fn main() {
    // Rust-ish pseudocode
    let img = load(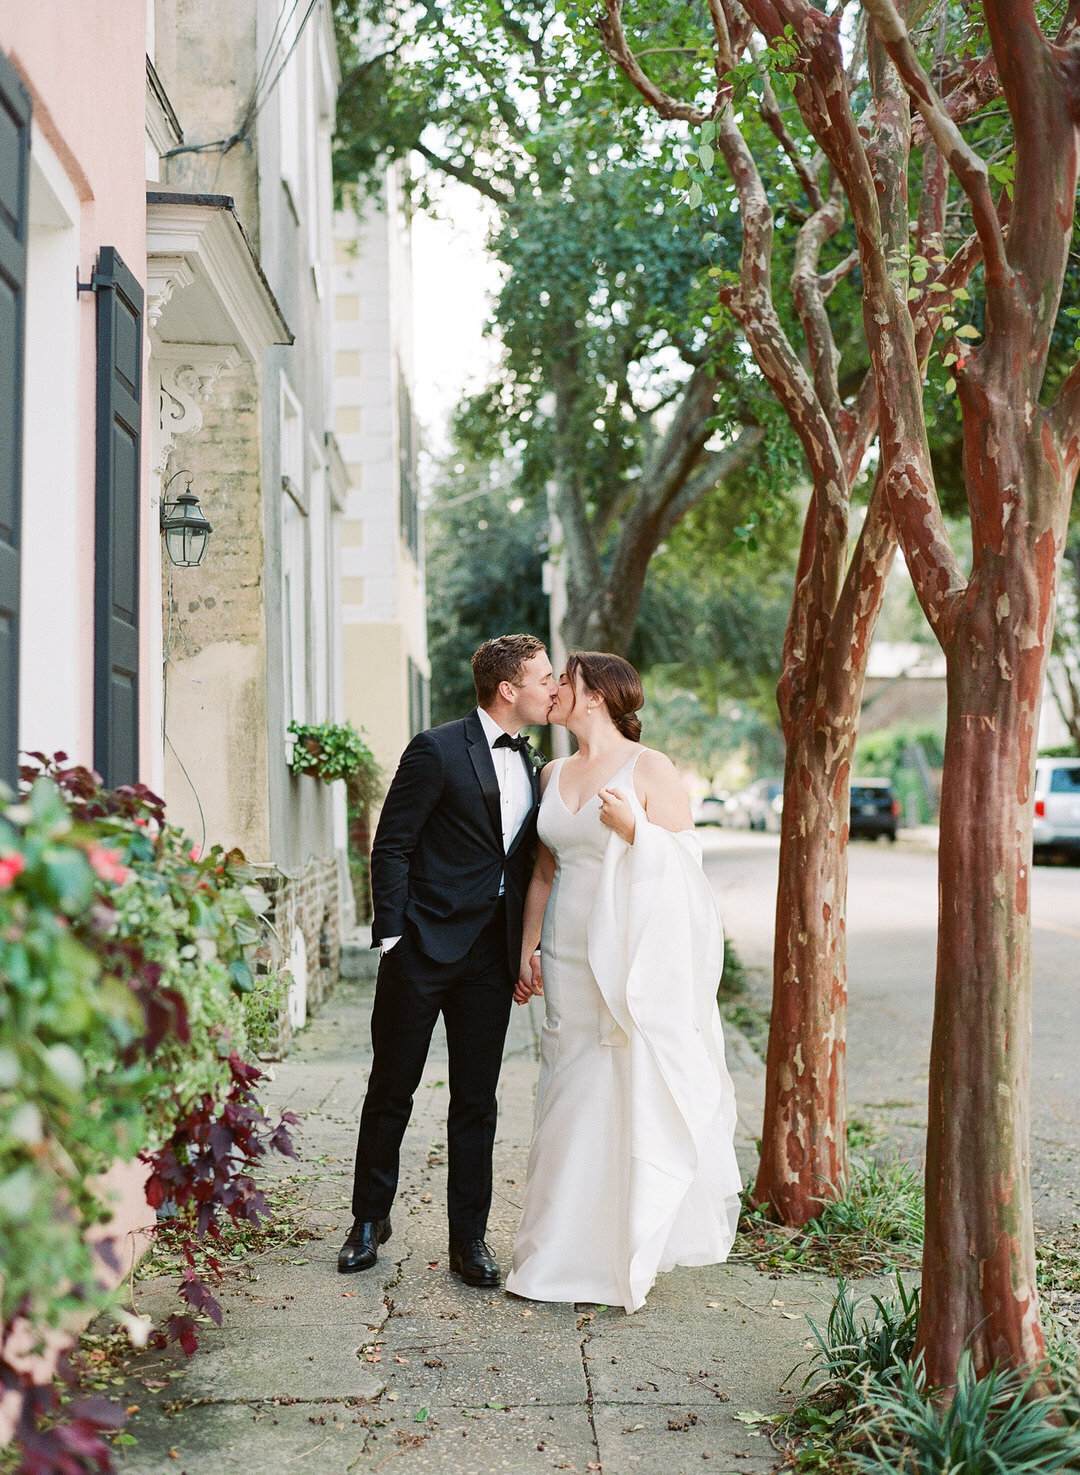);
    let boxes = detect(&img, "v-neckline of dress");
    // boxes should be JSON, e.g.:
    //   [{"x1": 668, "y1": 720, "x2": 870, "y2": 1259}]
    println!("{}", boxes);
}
[{"x1": 554, "y1": 750, "x2": 640, "y2": 817}]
